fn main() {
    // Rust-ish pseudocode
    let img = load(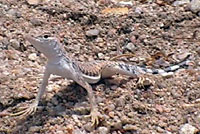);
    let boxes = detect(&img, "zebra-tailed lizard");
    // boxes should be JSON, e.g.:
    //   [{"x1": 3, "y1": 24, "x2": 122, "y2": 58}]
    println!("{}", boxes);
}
[{"x1": 11, "y1": 35, "x2": 191, "y2": 126}]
